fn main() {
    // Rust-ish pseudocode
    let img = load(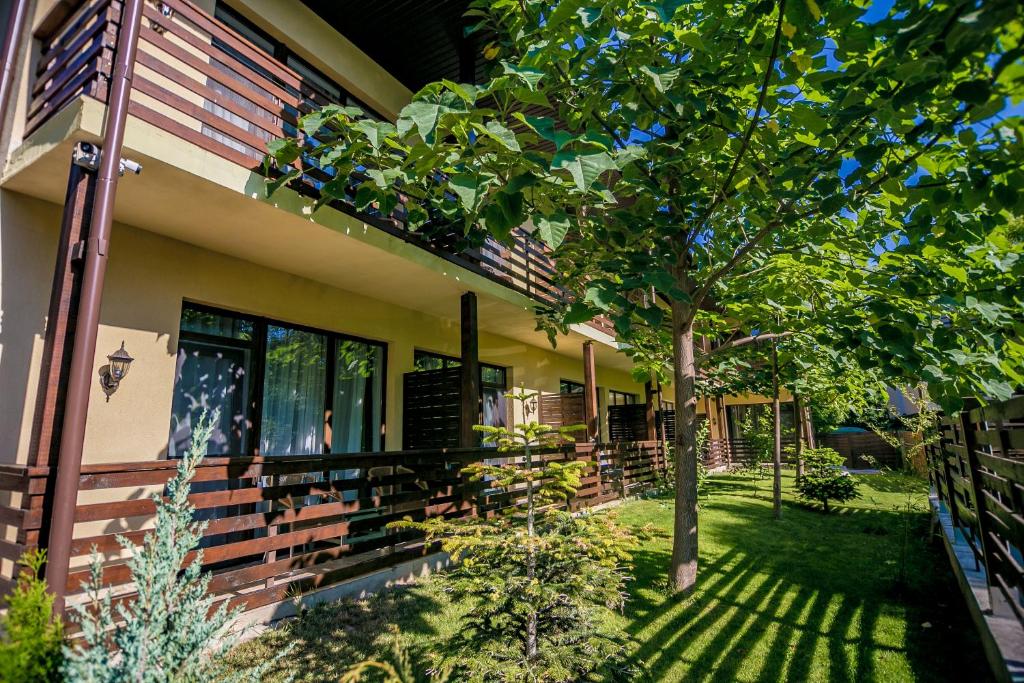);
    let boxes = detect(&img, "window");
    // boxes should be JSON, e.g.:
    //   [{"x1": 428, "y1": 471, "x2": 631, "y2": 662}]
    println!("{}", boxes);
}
[
  {"x1": 609, "y1": 390, "x2": 638, "y2": 406},
  {"x1": 169, "y1": 303, "x2": 386, "y2": 457},
  {"x1": 560, "y1": 379, "x2": 584, "y2": 395},
  {"x1": 413, "y1": 350, "x2": 507, "y2": 429}
]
